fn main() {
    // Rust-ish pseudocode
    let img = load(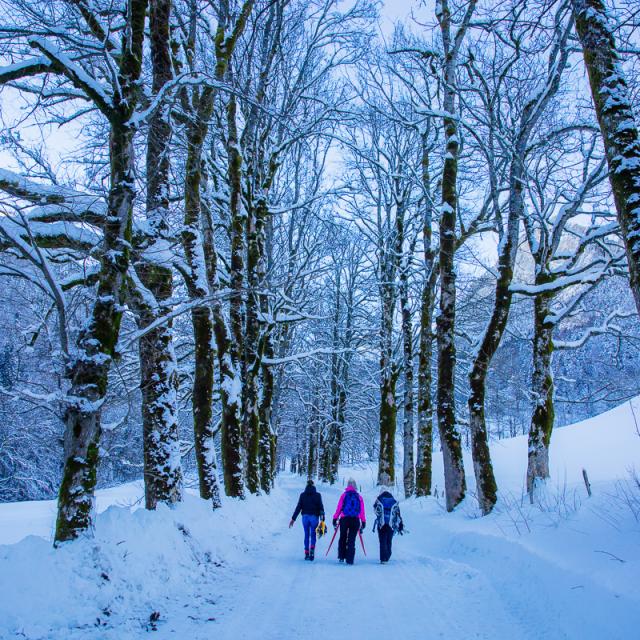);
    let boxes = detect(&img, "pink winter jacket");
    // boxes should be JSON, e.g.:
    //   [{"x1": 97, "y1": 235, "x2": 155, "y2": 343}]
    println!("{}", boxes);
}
[{"x1": 333, "y1": 485, "x2": 366, "y2": 523}]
